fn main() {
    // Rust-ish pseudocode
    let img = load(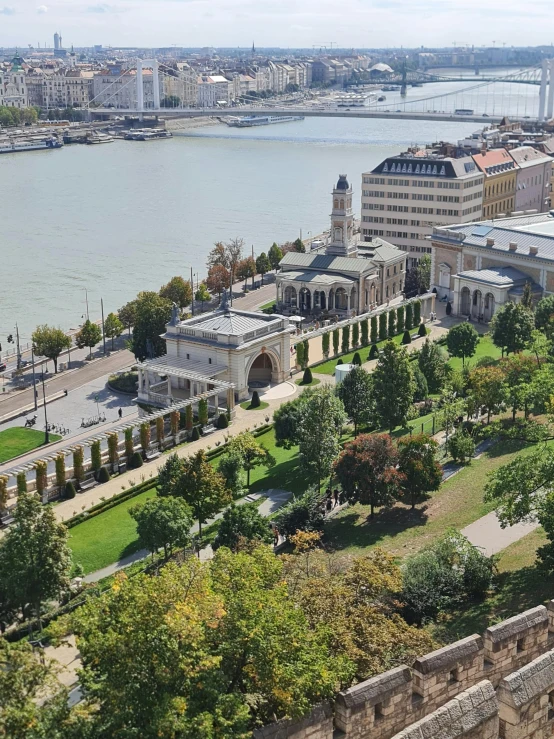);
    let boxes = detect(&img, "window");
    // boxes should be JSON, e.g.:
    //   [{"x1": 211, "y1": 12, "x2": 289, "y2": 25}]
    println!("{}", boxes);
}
[
  {"x1": 517, "y1": 638, "x2": 525, "y2": 653},
  {"x1": 449, "y1": 669, "x2": 459, "y2": 683},
  {"x1": 548, "y1": 691, "x2": 554, "y2": 721},
  {"x1": 186, "y1": 353, "x2": 190, "y2": 360},
  {"x1": 374, "y1": 703, "x2": 384, "y2": 721},
  {"x1": 386, "y1": 268, "x2": 390, "y2": 277},
  {"x1": 208, "y1": 358, "x2": 212, "y2": 364}
]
